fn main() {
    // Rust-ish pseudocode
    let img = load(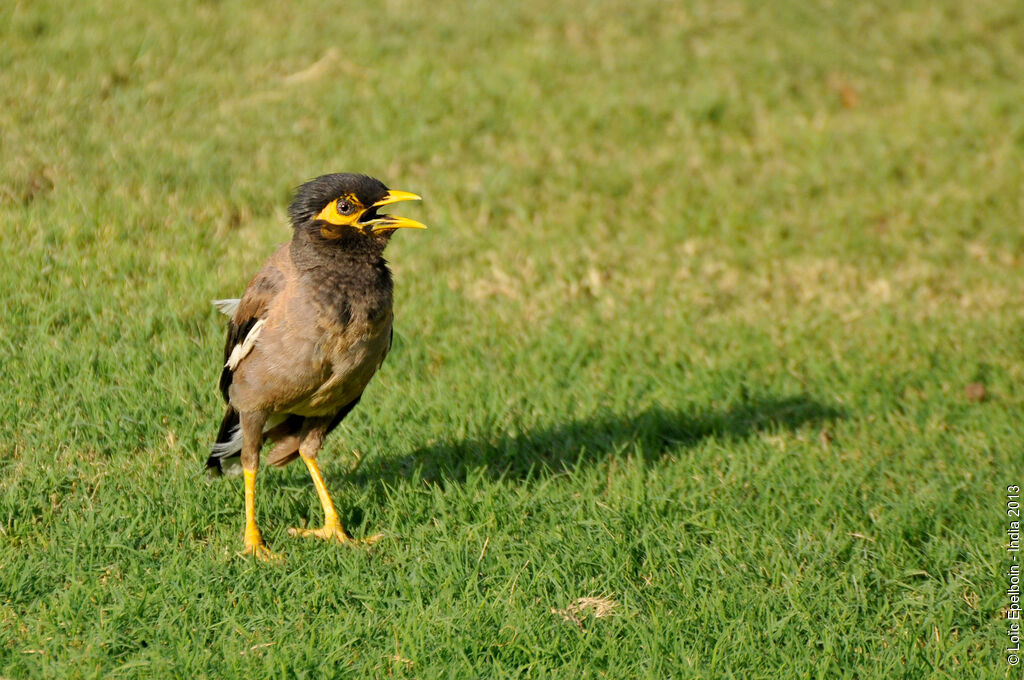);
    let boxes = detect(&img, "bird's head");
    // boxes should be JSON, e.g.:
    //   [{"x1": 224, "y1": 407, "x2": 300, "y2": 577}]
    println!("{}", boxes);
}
[{"x1": 288, "y1": 173, "x2": 426, "y2": 243}]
